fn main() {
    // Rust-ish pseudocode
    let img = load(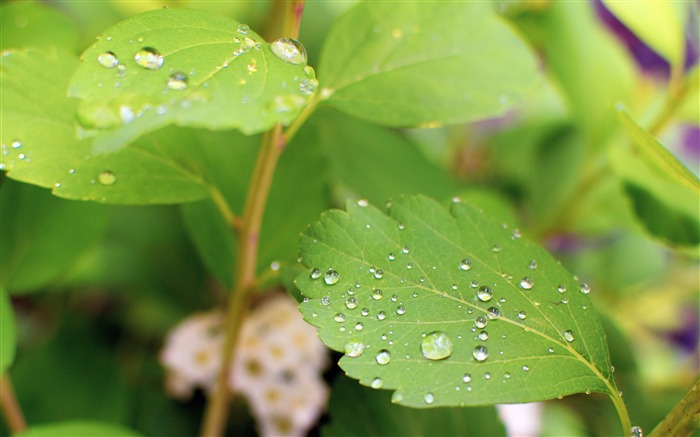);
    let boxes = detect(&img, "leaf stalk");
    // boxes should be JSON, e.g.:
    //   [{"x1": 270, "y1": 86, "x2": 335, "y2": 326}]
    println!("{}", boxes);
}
[{"x1": 0, "y1": 373, "x2": 27, "y2": 435}]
